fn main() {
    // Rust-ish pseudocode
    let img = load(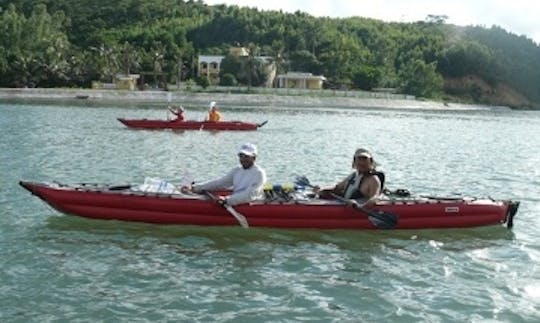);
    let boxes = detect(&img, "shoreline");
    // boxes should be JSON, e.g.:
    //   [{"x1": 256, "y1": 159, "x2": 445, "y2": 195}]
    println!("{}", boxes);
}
[{"x1": 0, "y1": 87, "x2": 510, "y2": 111}]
